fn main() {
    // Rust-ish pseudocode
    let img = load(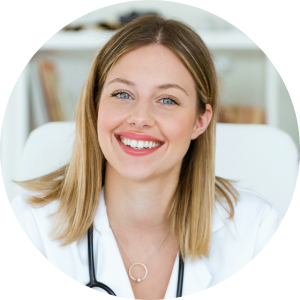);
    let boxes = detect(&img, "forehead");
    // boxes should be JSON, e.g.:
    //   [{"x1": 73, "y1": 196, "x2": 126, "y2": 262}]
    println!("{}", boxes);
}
[{"x1": 105, "y1": 44, "x2": 196, "y2": 93}]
